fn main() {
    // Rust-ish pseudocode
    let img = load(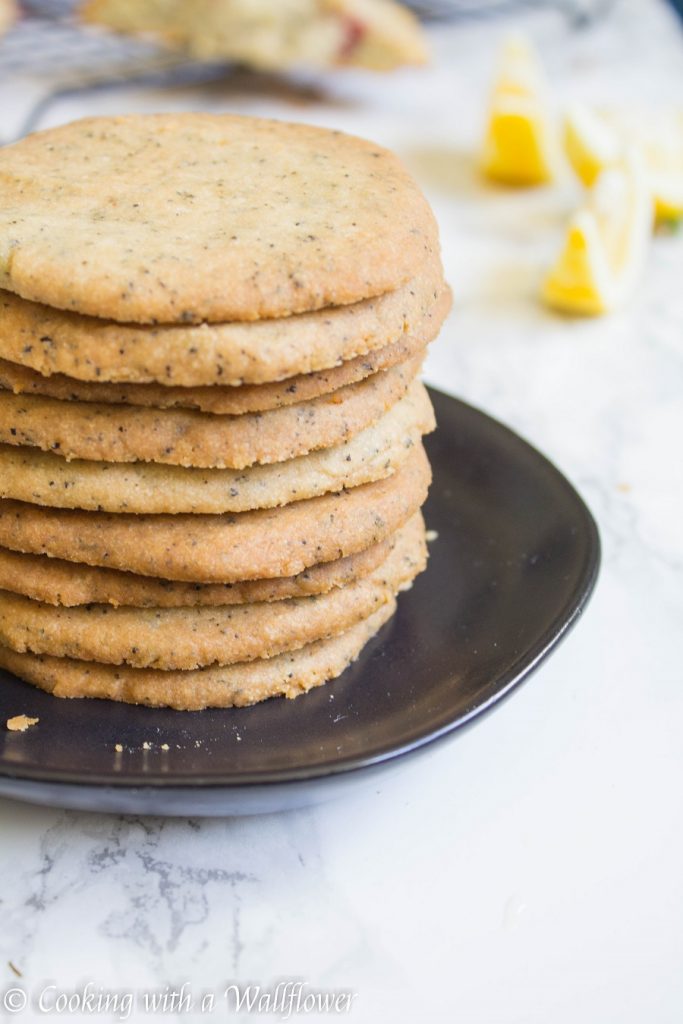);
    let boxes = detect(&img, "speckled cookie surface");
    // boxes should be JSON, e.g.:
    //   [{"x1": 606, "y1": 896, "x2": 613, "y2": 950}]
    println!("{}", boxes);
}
[
  {"x1": 0, "y1": 383, "x2": 434, "y2": 513},
  {"x1": 0, "y1": 513, "x2": 423, "y2": 609},
  {"x1": 0, "y1": 443, "x2": 430, "y2": 581},
  {"x1": 0, "y1": 272, "x2": 447, "y2": 387},
  {"x1": 0, "y1": 519, "x2": 425, "y2": 670},
  {"x1": 0, "y1": 601, "x2": 395, "y2": 709},
  {"x1": 0, "y1": 114, "x2": 439, "y2": 323},
  {"x1": 0, "y1": 354, "x2": 422, "y2": 469},
  {"x1": 0, "y1": 284, "x2": 450, "y2": 412}
]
